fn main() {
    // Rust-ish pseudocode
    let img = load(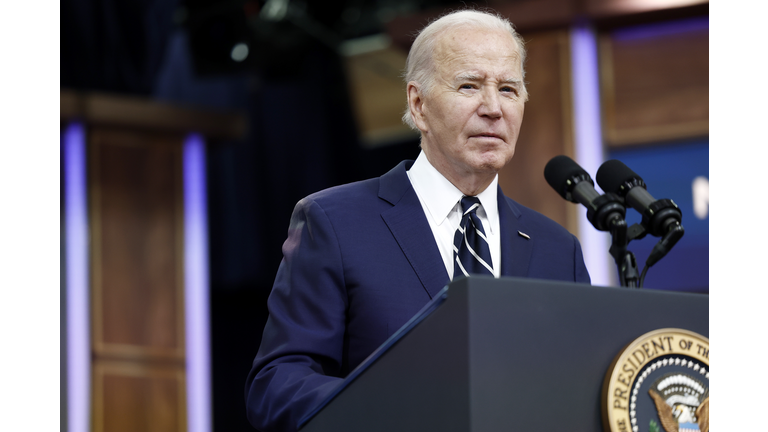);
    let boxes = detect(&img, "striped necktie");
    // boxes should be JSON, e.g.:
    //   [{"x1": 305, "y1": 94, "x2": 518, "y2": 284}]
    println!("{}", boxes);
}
[{"x1": 453, "y1": 196, "x2": 494, "y2": 278}]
